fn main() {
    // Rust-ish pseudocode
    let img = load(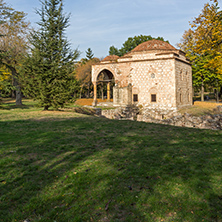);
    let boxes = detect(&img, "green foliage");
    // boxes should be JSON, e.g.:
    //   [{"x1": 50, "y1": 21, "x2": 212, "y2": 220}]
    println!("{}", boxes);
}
[
  {"x1": 0, "y1": 0, "x2": 13, "y2": 25},
  {"x1": 109, "y1": 34, "x2": 169, "y2": 57},
  {"x1": 109, "y1": 45, "x2": 120, "y2": 56},
  {"x1": 0, "y1": 0, "x2": 12, "y2": 102},
  {"x1": 85, "y1": 48, "x2": 94, "y2": 60},
  {"x1": 178, "y1": 0, "x2": 222, "y2": 98},
  {"x1": 192, "y1": 54, "x2": 213, "y2": 88},
  {"x1": 0, "y1": 0, "x2": 29, "y2": 105},
  {"x1": 0, "y1": 0, "x2": 13, "y2": 63},
  {"x1": 21, "y1": 0, "x2": 80, "y2": 110},
  {"x1": 0, "y1": 72, "x2": 14, "y2": 98}
]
